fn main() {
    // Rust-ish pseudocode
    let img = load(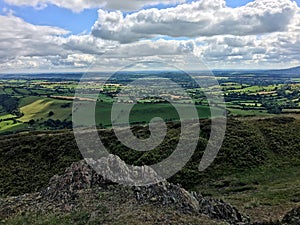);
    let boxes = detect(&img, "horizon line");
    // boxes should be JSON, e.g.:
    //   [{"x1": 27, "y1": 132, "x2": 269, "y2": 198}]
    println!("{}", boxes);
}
[{"x1": 0, "y1": 65, "x2": 299, "y2": 75}]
